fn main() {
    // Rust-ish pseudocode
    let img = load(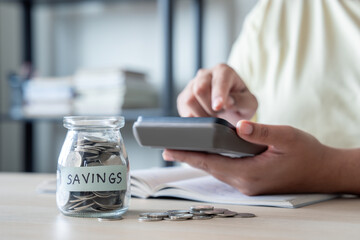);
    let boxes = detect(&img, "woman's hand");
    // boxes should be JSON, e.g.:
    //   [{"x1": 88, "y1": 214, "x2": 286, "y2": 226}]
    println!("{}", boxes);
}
[
  {"x1": 177, "y1": 64, "x2": 258, "y2": 126},
  {"x1": 162, "y1": 120, "x2": 356, "y2": 195}
]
